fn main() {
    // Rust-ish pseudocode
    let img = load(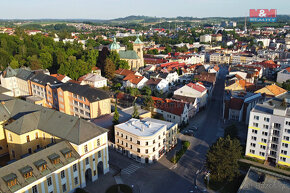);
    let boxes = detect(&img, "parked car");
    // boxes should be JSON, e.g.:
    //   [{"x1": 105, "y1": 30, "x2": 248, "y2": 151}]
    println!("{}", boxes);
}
[
  {"x1": 184, "y1": 130, "x2": 194, "y2": 136},
  {"x1": 189, "y1": 126, "x2": 198, "y2": 131}
]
